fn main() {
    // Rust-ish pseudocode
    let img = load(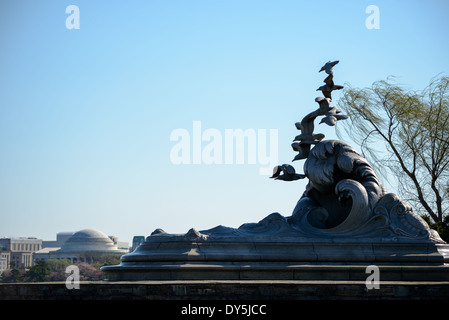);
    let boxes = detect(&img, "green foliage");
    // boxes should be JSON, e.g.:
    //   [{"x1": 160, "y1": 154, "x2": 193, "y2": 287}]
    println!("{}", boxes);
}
[
  {"x1": 24, "y1": 260, "x2": 51, "y2": 282},
  {"x1": 337, "y1": 75, "x2": 449, "y2": 226},
  {"x1": 0, "y1": 255, "x2": 121, "y2": 283},
  {"x1": 46, "y1": 258, "x2": 73, "y2": 271},
  {"x1": 1, "y1": 261, "x2": 51, "y2": 283},
  {"x1": 91, "y1": 254, "x2": 121, "y2": 270},
  {"x1": 422, "y1": 215, "x2": 449, "y2": 243},
  {"x1": 0, "y1": 268, "x2": 24, "y2": 283}
]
